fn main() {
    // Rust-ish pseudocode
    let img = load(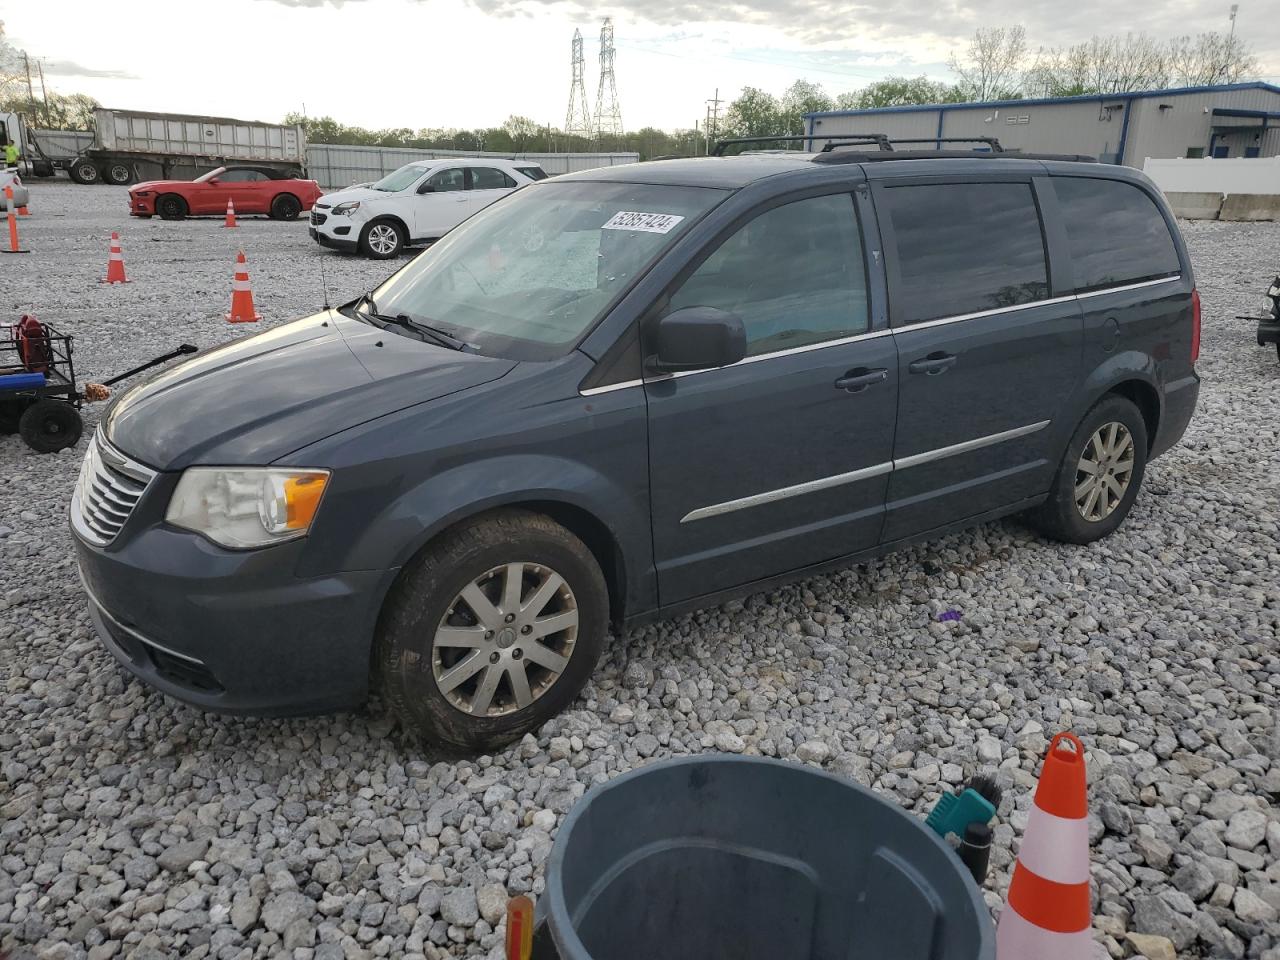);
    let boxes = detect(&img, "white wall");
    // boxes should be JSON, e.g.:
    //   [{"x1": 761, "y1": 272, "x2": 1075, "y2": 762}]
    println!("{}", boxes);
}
[{"x1": 1143, "y1": 156, "x2": 1280, "y2": 195}]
